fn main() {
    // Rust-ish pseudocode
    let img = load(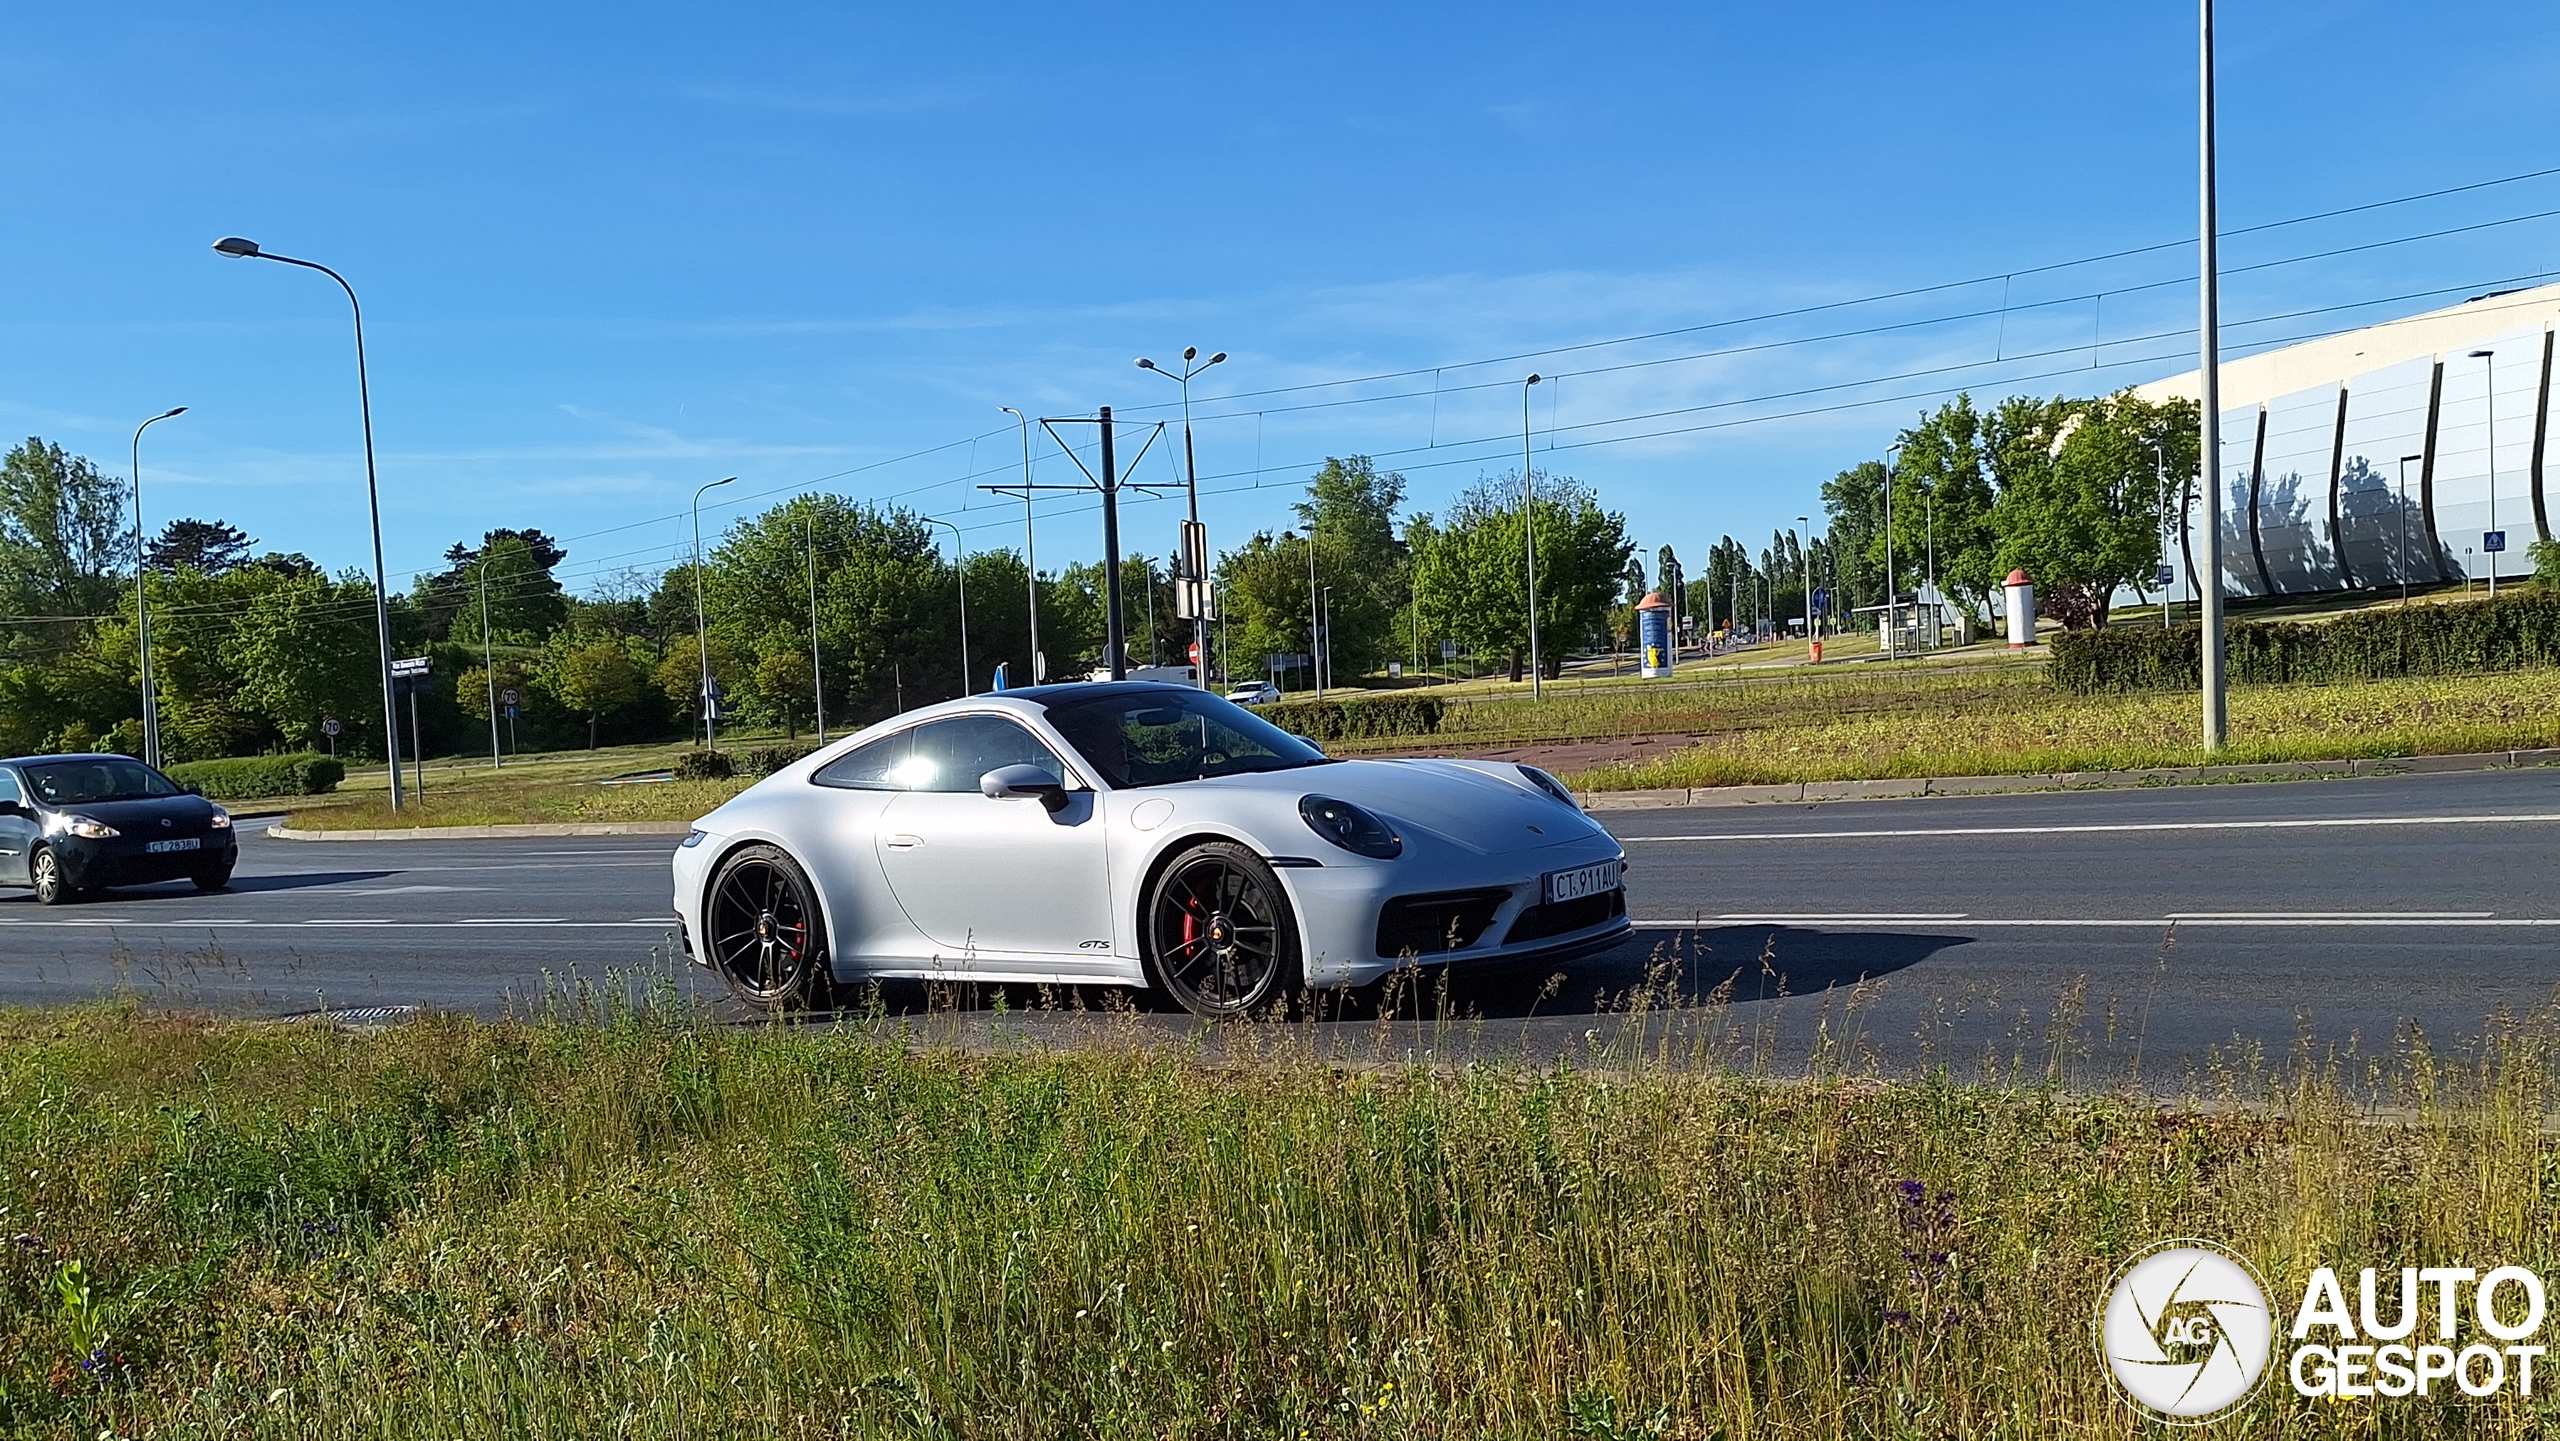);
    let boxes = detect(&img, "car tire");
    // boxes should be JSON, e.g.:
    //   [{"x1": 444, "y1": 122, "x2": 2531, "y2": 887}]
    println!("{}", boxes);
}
[
  {"x1": 702, "y1": 843, "x2": 833, "y2": 1011},
  {"x1": 1143, "y1": 841, "x2": 1302, "y2": 1018},
  {"x1": 192, "y1": 864, "x2": 235, "y2": 892},
  {"x1": 30, "y1": 847, "x2": 77, "y2": 906}
]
